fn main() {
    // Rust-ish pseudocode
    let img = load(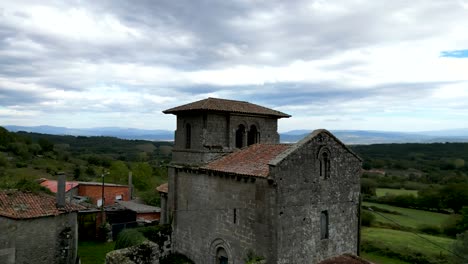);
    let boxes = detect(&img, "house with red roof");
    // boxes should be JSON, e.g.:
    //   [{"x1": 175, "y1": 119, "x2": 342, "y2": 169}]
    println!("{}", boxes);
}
[
  {"x1": 158, "y1": 98, "x2": 362, "y2": 264},
  {"x1": 0, "y1": 189, "x2": 83, "y2": 264},
  {"x1": 39, "y1": 178, "x2": 130, "y2": 206}
]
